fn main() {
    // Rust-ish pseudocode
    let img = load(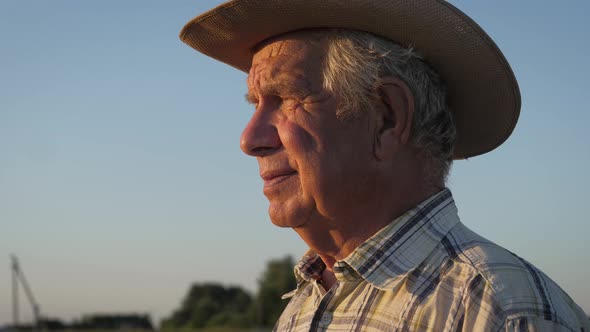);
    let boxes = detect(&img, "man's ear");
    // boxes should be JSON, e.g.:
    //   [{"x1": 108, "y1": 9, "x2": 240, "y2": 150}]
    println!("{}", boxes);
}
[{"x1": 373, "y1": 76, "x2": 415, "y2": 161}]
